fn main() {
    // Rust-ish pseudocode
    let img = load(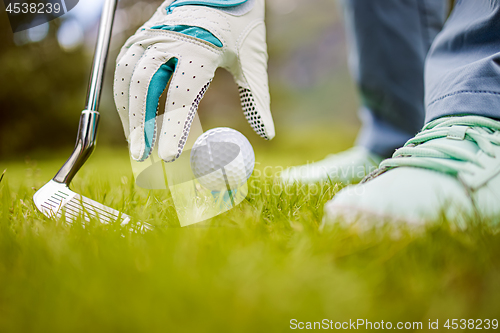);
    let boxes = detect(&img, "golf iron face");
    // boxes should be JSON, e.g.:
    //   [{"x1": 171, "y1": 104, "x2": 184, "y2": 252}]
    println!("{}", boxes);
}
[{"x1": 34, "y1": 180, "x2": 131, "y2": 225}]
